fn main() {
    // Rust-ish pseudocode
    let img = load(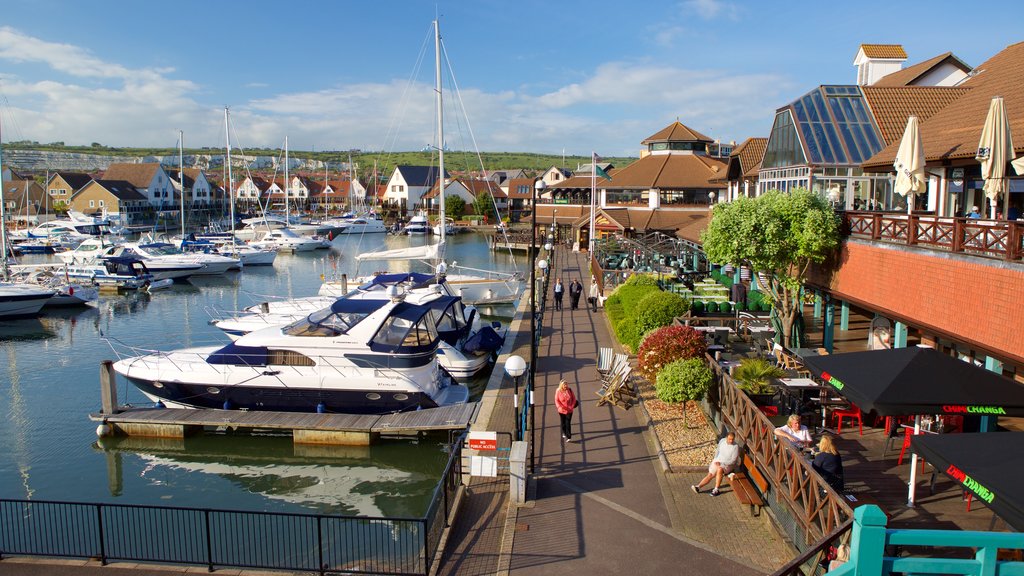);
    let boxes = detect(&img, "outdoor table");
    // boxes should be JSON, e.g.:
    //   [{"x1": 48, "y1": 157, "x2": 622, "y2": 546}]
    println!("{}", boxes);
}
[
  {"x1": 777, "y1": 377, "x2": 820, "y2": 417},
  {"x1": 792, "y1": 347, "x2": 822, "y2": 359}
]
